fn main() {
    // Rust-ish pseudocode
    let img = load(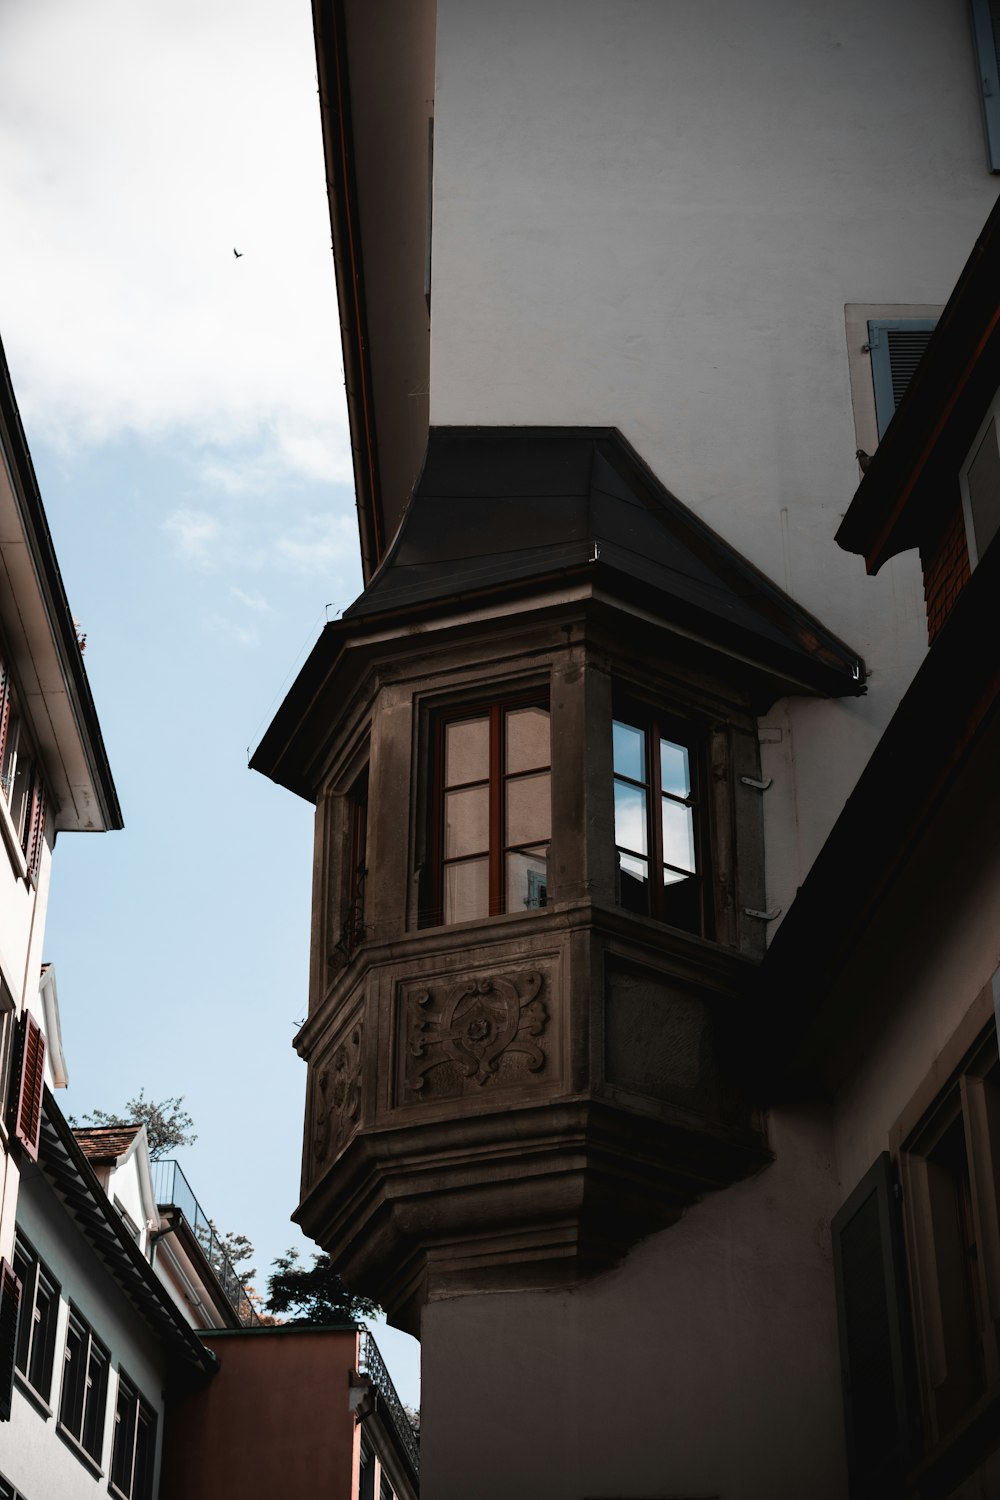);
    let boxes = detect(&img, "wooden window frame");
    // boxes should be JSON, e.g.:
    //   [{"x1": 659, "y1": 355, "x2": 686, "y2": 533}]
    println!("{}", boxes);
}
[
  {"x1": 58, "y1": 1306, "x2": 109, "y2": 1468},
  {"x1": 429, "y1": 694, "x2": 550, "y2": 927},
  {"x1": 612, "y1": 704, "x2": 707, "y2": 936},
  {"x1": 0, "y1": 1260, "x2": 20, "y2": 1425},
  {"x1": 959, "y1": 383, "x2": 1000, "y2": 567},
  {"x1": 109, "y1": 1370, "x2": 156, "y2": 1500},
  {"x1": 896, "y1": 1022, "x2": 1000, "y2": 1457},
  {"x1": 341, "y1": 769, "x2": 369, "y2": 958},
  {"x1": 971, "y1": 0, "x2": 1000, "y2": 173},
  {"x1": 12, "y1": 1235, "x2": 59, "y2": 1407}
]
